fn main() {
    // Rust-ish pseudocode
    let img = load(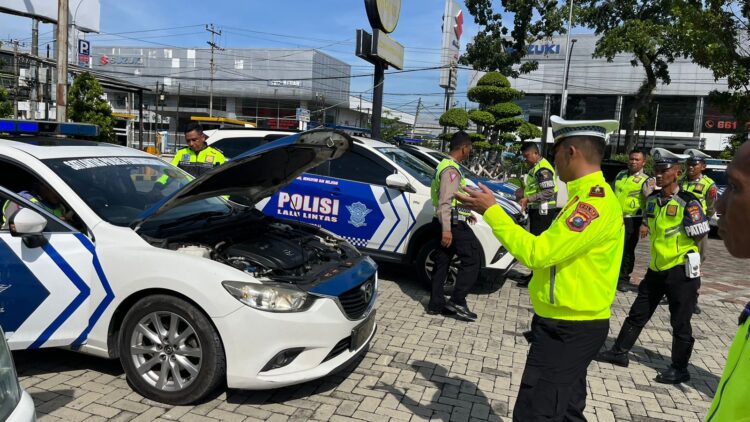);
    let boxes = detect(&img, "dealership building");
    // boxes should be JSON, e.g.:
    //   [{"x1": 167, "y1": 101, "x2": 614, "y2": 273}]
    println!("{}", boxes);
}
[{"x1": 470, "y1": 34, "x2": 744, "y2": 152}]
